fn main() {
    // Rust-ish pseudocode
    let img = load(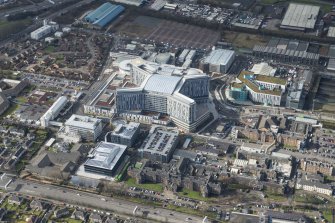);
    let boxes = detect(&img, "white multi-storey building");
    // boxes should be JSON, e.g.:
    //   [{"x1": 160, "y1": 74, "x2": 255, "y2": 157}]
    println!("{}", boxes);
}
[
  {"x1": 235, "y1": 71, "x2": 287, "y2": 106},
  {"x1": 40, "y1": 96, "x2": 68, "y2": 127},
  {"x1": 64, "y1": 114, "x2": 103, "y2": 141},
  {"x1": 30, "y1": 20, "x2": 59, "y2": 40},
  {"x1": 116, "y1": 58, "x2": 211, "y2": 132}
]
